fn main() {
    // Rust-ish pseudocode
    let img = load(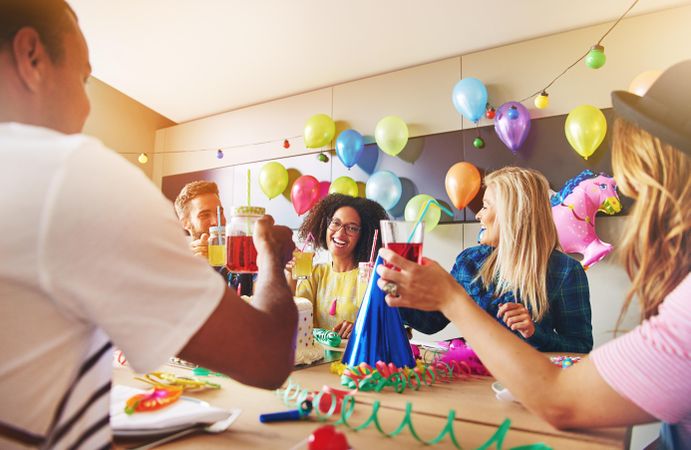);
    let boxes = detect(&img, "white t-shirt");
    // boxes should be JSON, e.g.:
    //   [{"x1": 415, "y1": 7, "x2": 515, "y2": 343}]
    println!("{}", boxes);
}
[{"x1": 0, "y1": 123, "x2": 225, "y2": 449}]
